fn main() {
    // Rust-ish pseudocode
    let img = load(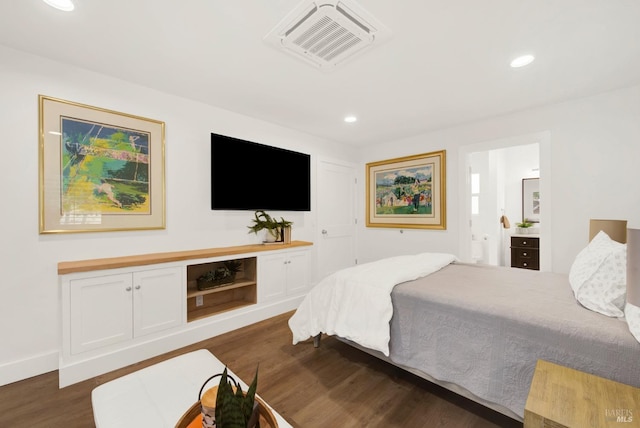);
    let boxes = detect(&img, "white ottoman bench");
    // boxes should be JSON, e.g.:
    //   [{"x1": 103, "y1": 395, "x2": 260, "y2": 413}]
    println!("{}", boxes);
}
[{"x1": 91, "y1": 349, "x2": 290, "y2": 427}]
